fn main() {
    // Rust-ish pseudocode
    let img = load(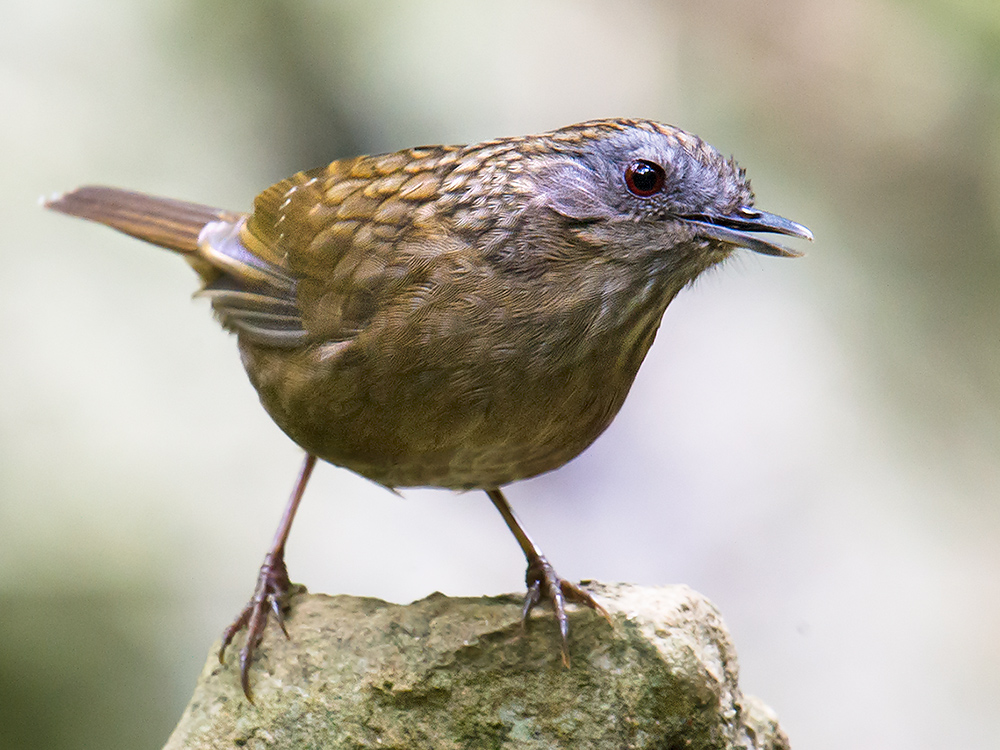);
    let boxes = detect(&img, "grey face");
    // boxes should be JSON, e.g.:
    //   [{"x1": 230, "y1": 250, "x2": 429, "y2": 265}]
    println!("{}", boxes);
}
[{"x1": 535, "y1": 120, "x2": 812, "y2": 259}]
